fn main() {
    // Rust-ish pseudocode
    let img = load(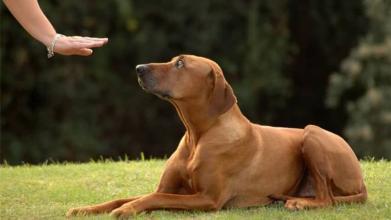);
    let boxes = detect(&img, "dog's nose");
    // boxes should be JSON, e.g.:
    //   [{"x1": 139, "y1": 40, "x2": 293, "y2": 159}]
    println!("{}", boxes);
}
[{"x1": 135, "y1": 64, "x2": 149, "y2": 76}]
